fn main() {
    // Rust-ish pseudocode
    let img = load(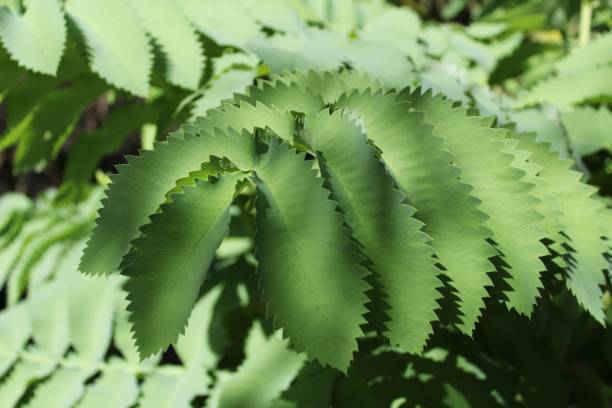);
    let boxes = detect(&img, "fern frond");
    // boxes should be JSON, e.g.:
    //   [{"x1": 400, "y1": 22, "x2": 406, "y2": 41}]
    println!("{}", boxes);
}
[
  {"x1": 139, "y1": 366, "x2": 209, "y2": 408},
  {"x1": 75, "y1": 360, "x2": 138, "y2": 408},
  {"x1": 0, "y1": 191, "x2": 251, "y2": 405}
]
